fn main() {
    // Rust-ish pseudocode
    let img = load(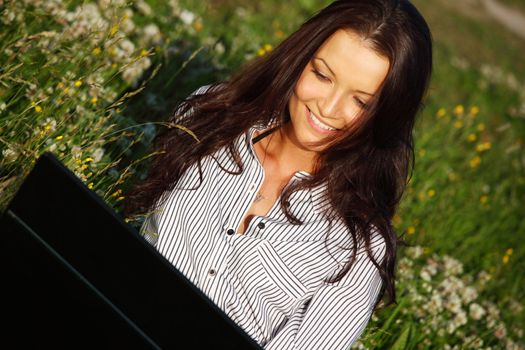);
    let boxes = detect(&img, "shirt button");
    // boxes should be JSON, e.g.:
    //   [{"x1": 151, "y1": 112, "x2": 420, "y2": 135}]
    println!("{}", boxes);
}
[
  {"x1": 208, "y1": 268, "x2": 216, "y2": 276},
  {"x1": 226, "y1": 228, "x2": 235, "y2": 235},
  {"x1": 257, "y1": 222, "x2": 266, "y2": 229}
]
